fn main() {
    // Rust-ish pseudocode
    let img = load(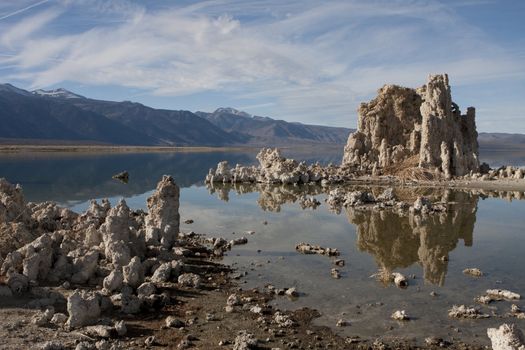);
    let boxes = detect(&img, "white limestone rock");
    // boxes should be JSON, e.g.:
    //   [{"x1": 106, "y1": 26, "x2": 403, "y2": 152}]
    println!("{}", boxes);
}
[
  {"x1": 99, "y1": 199, "x2": 132, "y2": 247},
  {"x1": 122, "y1": 256, "x2": 144, "y2": 288},
  {"x1": 0, "y1": 178, "x2": 30, "y2": 224},
  {"x1": 70, "y1": 249, "x2": 99, "y2": 284},
  {"x1": 178, "y1": 273, "x2": 201, "y2": 288},
  {"x1": 487, "y1": 289, "x2": 521, "y2": 300},
  {"x1": 151, "y1": 262, "x2": 172, "y2": 283},
  {"x1": 145, "y1": 175, "x2": 180, "y2": 248},
  {"x1": 102, "y1": 268, "x2": 123, "y2": 293},
  {"x1": 233, "y1": 331, "x2": 258, "y2": 350},
  {"x1": 448, "y1": 305, "x2": 489, "y2": 319},
  {"x1": 342, "y1": 74, "x2": 479, "y2": 178},
  {"x1": 391, "y1": 310, "x2": 409, "y2": 321},
  {"x1": 487, "y1": 324, "x2": 525, "y2": 350},
  {"x1": 136, "y1": 282, "x2": 156, "y2": 297},
  {"x1": 66, "y1": 290, "x2": 101, "y2": 329}
]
